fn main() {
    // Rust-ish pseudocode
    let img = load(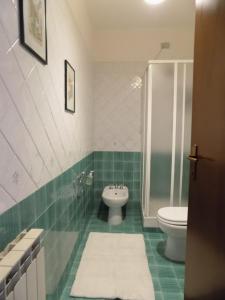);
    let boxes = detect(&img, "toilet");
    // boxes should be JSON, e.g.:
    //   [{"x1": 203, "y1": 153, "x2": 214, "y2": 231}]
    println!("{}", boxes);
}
[
  {"x1": 102, "y1": 185, "x2": 129, "y2": 225},
  {"x1": 157, "y1": 207, "x2": 188, "y2": 262}
]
